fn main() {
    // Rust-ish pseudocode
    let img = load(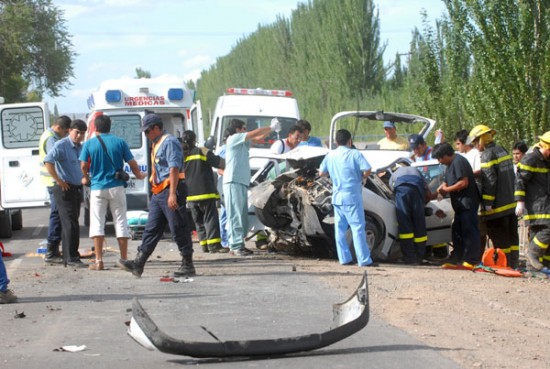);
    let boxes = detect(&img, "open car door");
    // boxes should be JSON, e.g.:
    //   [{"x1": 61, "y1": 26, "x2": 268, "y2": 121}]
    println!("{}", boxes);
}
[
  {"x1": 0, "y1": 102, "x2": 49, "y2": 208},
  {"x1": 189, "y1": 100, "x2": 204, "y2": 145}
]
